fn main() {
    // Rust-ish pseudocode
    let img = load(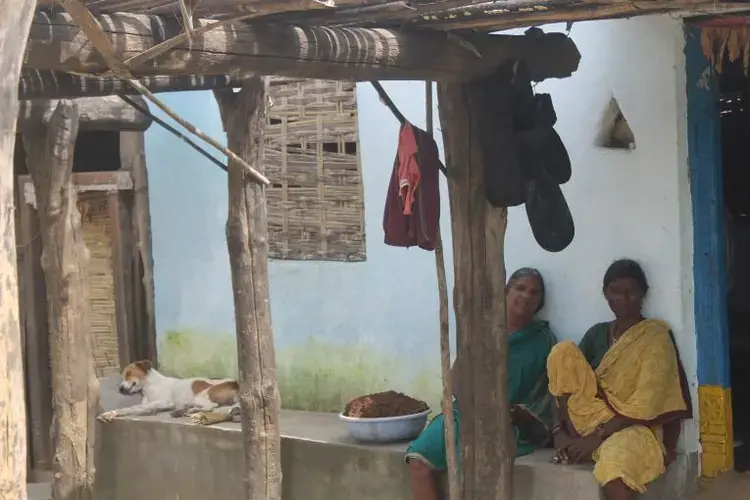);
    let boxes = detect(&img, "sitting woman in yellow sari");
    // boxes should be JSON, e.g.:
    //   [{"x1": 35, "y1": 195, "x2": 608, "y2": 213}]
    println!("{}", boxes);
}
[{"x1": 547, "y1": 259, "x2": 692, "y2": 500}]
